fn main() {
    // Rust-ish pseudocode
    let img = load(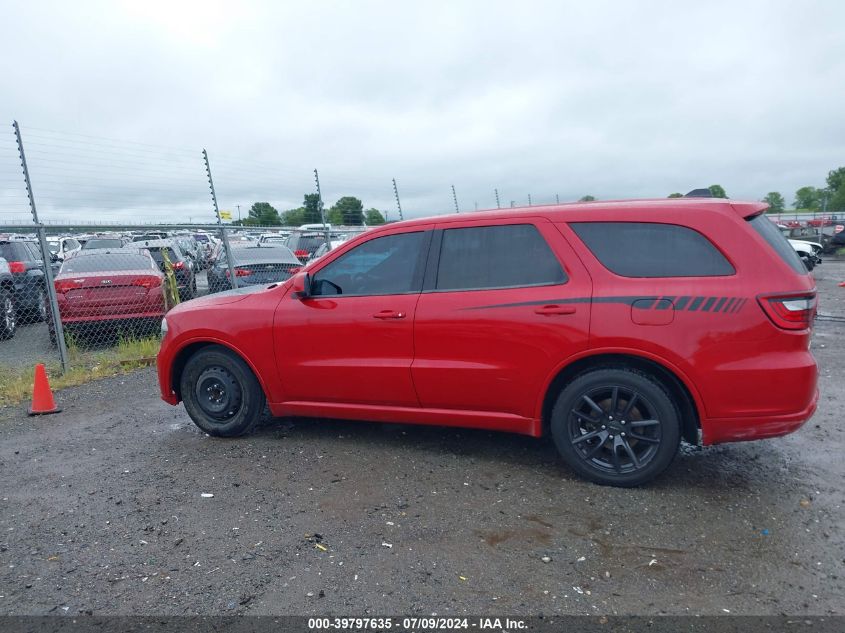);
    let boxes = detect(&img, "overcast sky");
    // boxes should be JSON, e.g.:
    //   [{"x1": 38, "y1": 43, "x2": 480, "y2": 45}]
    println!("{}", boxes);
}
[{"x1": 1, "y1": 0, "x2": 843, "y2": 223}]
